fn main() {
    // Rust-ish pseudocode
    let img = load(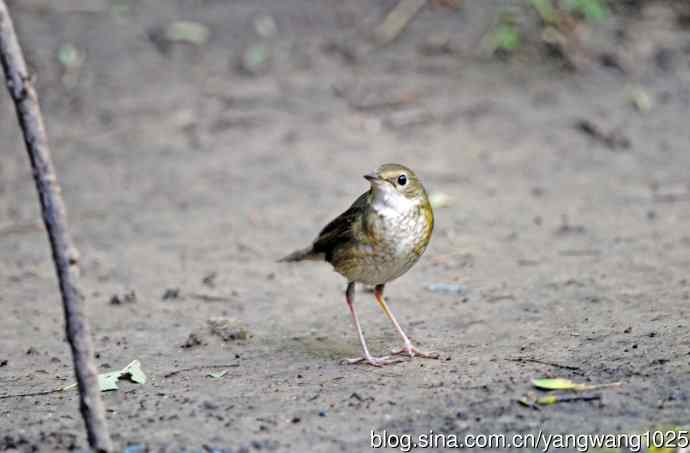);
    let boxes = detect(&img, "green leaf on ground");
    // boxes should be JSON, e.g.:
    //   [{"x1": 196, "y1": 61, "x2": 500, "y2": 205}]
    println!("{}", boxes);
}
[
  {"x1": 164, "y1": 21, "x2": 210, "y2": 46},
  {"x1": 532, "y1": 377, "x2": 580, "y2": 390},
  {"x1": 57, "y1": 44, "x2": 82, "y2": 68},
  {"x1": 532, "y1": 377, "x2": 621, "y2": 391},
  {"x1": 122, "y1": 360, "x2": 147, "y2": 384},
  {"x1": 563, "y1": 0, "x2": 608, "y2": 22},
  {"x1": 519, "y1": 391, "x2": 603, "y2": 407},
  {"x1": 535, "y1": 394, "x2": 560, "y2": 405},
  {"x1": 63, "y1": 360, "x2": 147, "y2": 392},
  {"x1": 98, "y1": 360, "x2": 147, "y2": 391},
  {"x1": 97, "y1": 370, "x2": 122, "y2": 391},
  {"x1": 494, "y1": 23, "x2": 520, "y2": 52},
  {"x1": 207, "y1": 369, "x2": 230, "y2": 379}
]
